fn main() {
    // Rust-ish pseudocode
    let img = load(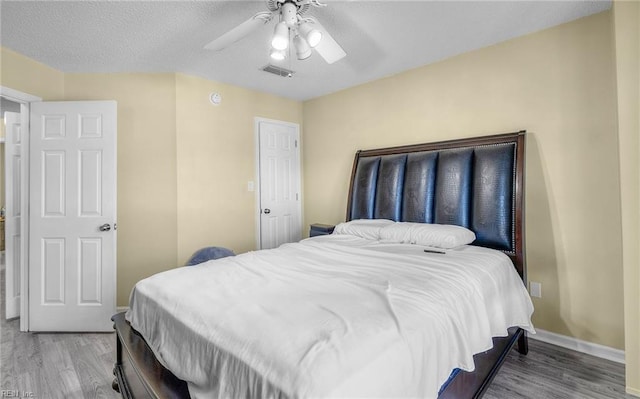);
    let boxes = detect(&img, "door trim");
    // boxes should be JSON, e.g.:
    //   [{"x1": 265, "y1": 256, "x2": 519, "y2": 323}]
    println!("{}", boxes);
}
[
  {"x1": 253, "y1": 117, "x2": 302, "y2": 250},
  {"x1": 0, "y1": 86, "x2": 41, "y2": 104},
  {"x1": 1, "y1": 86, "x2": 42, "y2": 332},
  {"x1": 4, "y1": 111, "x2": 21, "y2": 320}
]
